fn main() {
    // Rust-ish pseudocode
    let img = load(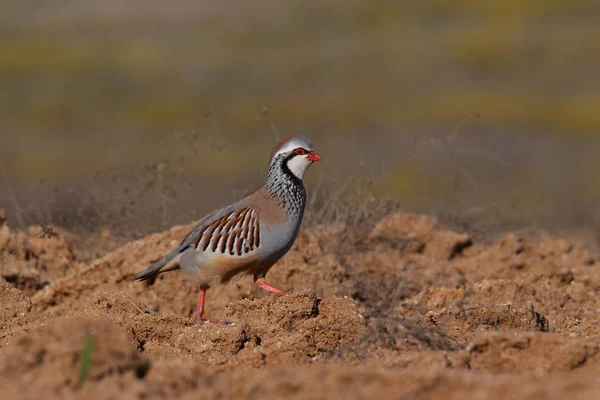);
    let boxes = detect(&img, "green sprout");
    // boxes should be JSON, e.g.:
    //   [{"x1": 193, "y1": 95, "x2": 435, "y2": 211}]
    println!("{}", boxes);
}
[{"x1": 76, "y1": 332, "x2": 95, "y2": 390}]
